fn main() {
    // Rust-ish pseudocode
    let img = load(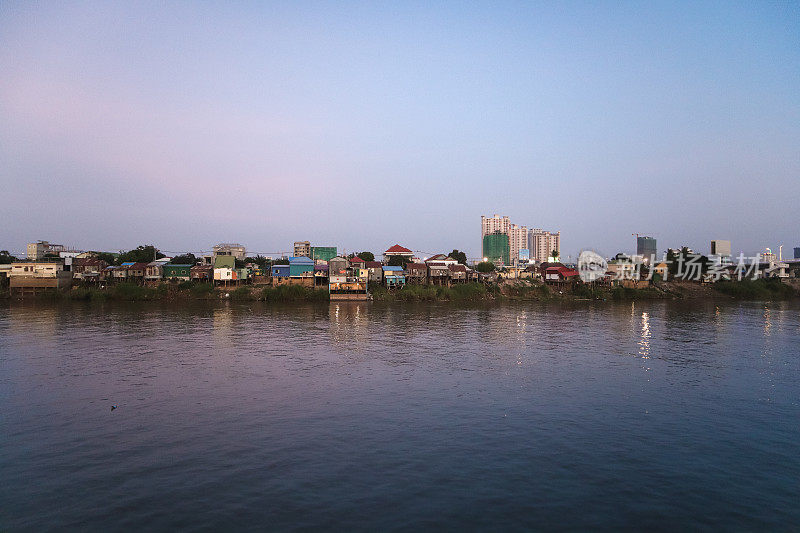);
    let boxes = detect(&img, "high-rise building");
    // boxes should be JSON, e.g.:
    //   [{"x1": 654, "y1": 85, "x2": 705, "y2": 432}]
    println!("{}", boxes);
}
[
  {"x1": 482, "y1": 215, "x2": 560, "y2": 264},
  {"x1": 710, "y1": 240, "x2": 731, "y2": 257},
  {"x1": 508, "y1": 224, "x2": 529, "y2": 264},
  {"x1": 637, "y1": 236, "x2": 657, "y2": 260},
  {"x1": 482, "y1": 233, "x2": 510, "y2": 265},
  {"x1": 481, "y1": 215, "x2": 510, "y2": 239},
  {"x1": 528, "y1": 229, "x2": 560, "y2": 263},
  {"x1": 293, "y1": 241, "x2": 311, "y2": 258},
  {"x1": 794, "y1": 247, "x2": 800, "y2": 260}
]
